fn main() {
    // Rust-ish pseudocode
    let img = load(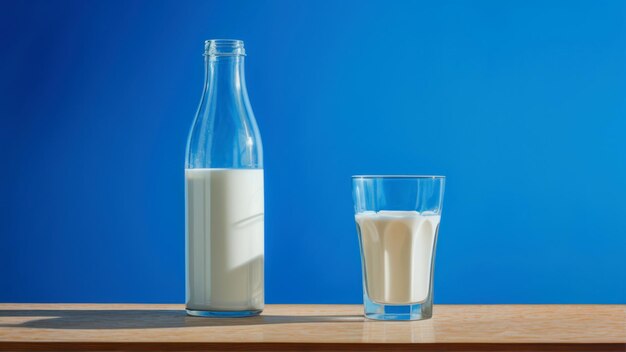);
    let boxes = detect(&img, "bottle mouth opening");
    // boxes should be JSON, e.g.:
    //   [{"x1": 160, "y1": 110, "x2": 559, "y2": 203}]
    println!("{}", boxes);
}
[{"x1": 204, "y1": 39, "x2": 246, "y2": 56}]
